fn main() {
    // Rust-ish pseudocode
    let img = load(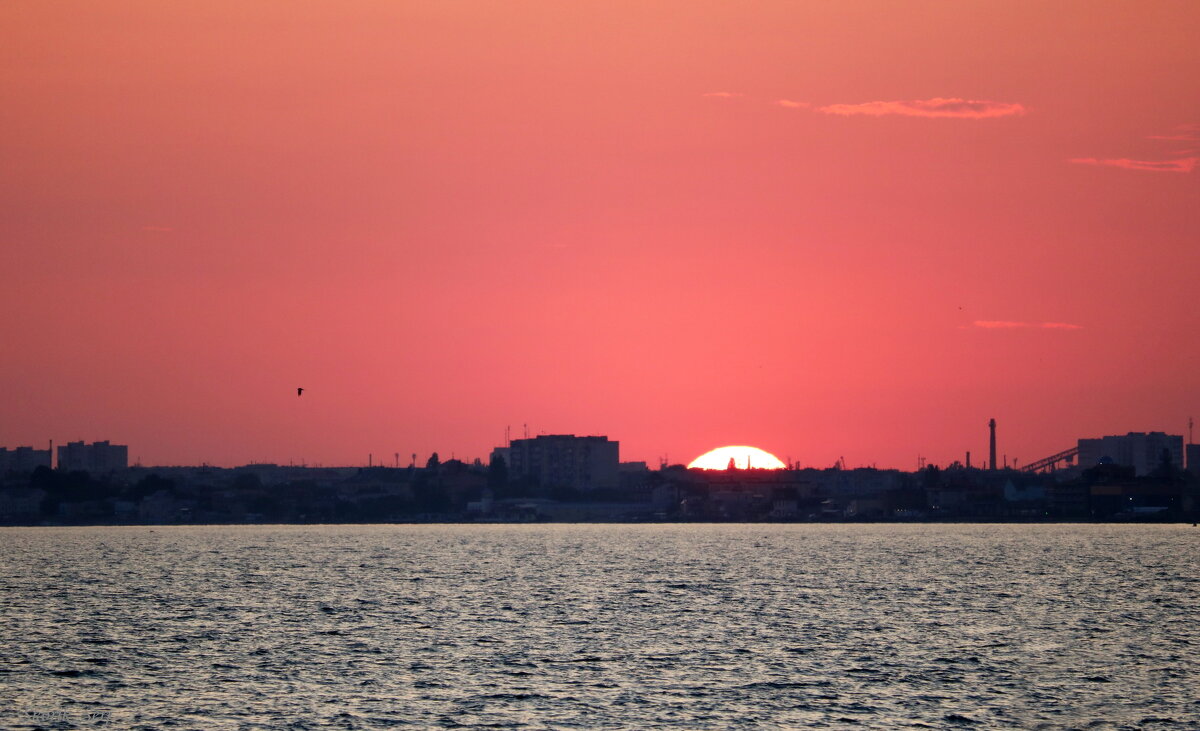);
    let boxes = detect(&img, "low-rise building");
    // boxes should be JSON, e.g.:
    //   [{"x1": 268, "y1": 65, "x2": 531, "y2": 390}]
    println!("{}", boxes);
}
[{"x1": 0, "y1": 488, "x2": 46, "y2": 521}]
